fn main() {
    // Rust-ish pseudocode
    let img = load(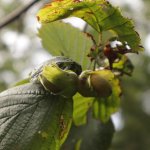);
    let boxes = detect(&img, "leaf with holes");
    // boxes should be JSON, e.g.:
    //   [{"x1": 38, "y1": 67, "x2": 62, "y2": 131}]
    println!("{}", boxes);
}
[
  {"x1": 38, "y1": 21, "x2": 93, "y2": 69},
  {"x1": 0, "y1": 83, "x2": 72, "y2": 150},
  {"x1": 37, "y1": 0, "x2": 143, "y2": 52}
]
